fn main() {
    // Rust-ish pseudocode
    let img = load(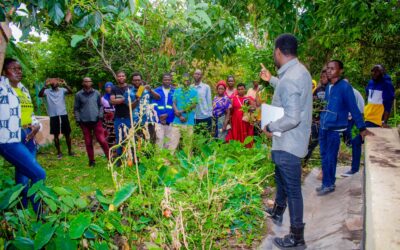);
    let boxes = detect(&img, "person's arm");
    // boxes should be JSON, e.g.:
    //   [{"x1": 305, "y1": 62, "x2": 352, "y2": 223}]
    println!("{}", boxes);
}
[
  {"x1": 64, "y1": 84, "x2": 73, "y2": 95},
  {"x1": 222, "y1": 106, "x2": 231, "y2": 130},
  {"x1": 268, "y1": 79, "x2": 301, "y2": 133},
  {"x1": 382, "y1": 82, "x2": 395, "y2": 125},
  {"x1": 73, "y1": 93, "x2": 81, "y2": 123},
  {"x1": 97, "y1": 92, "x2": 104, "y2": 120},
  {"x1": 206, "y1": 85, "x2": 212, "y2": 114},
  {"x1": 38, "y1": 86, "x2": 47, "y2": 97},
  {"x1": 145, "y1": 85, "x2": 160, "y2": 100}
]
